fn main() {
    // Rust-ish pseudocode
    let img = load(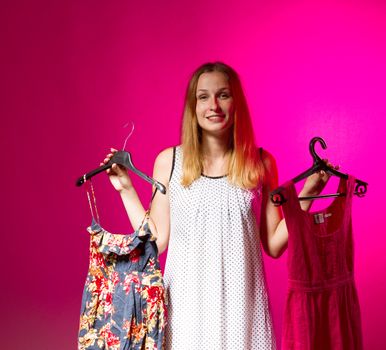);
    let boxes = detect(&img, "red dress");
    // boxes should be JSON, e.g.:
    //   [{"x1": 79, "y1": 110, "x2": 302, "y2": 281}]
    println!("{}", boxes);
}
[{"x1": 281, "y1": 175, "x2": 363, "y2": 350}]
